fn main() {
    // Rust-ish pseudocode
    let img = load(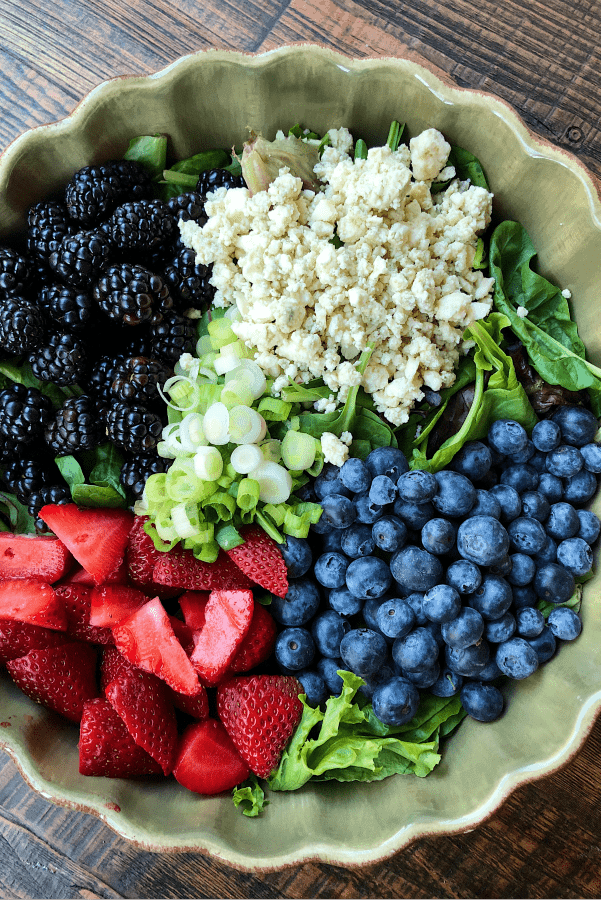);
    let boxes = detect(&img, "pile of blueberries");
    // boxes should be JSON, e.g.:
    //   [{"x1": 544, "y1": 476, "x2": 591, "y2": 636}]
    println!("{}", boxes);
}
[{"x1": 273, "y1": 406, "x2": 600, "y2": 726}]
